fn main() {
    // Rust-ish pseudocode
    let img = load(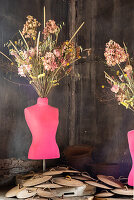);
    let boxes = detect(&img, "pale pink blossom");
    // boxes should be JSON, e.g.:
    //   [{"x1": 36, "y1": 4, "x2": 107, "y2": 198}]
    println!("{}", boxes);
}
[
  {"x1": 22, "y1": 50, "x2": 28, "y2": 59},
  {"x1": 111, "y1": 84, "x2": 119, "y2": 93},
  {"x1": 25, "y1": 64, "x2": 32, "y2": 72},
  {"x1": 53, "y1": 49, "x2": 61, "y2": 57},
  {"x1": 28, "y1": 48, "x2": 36, "y2": 57},
  {"x1": 18, "y1": 64, "x2": 32, "y2": 77},
  {"x1": 18, "y1": 65, "x2": 25, "y2": 77}
]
